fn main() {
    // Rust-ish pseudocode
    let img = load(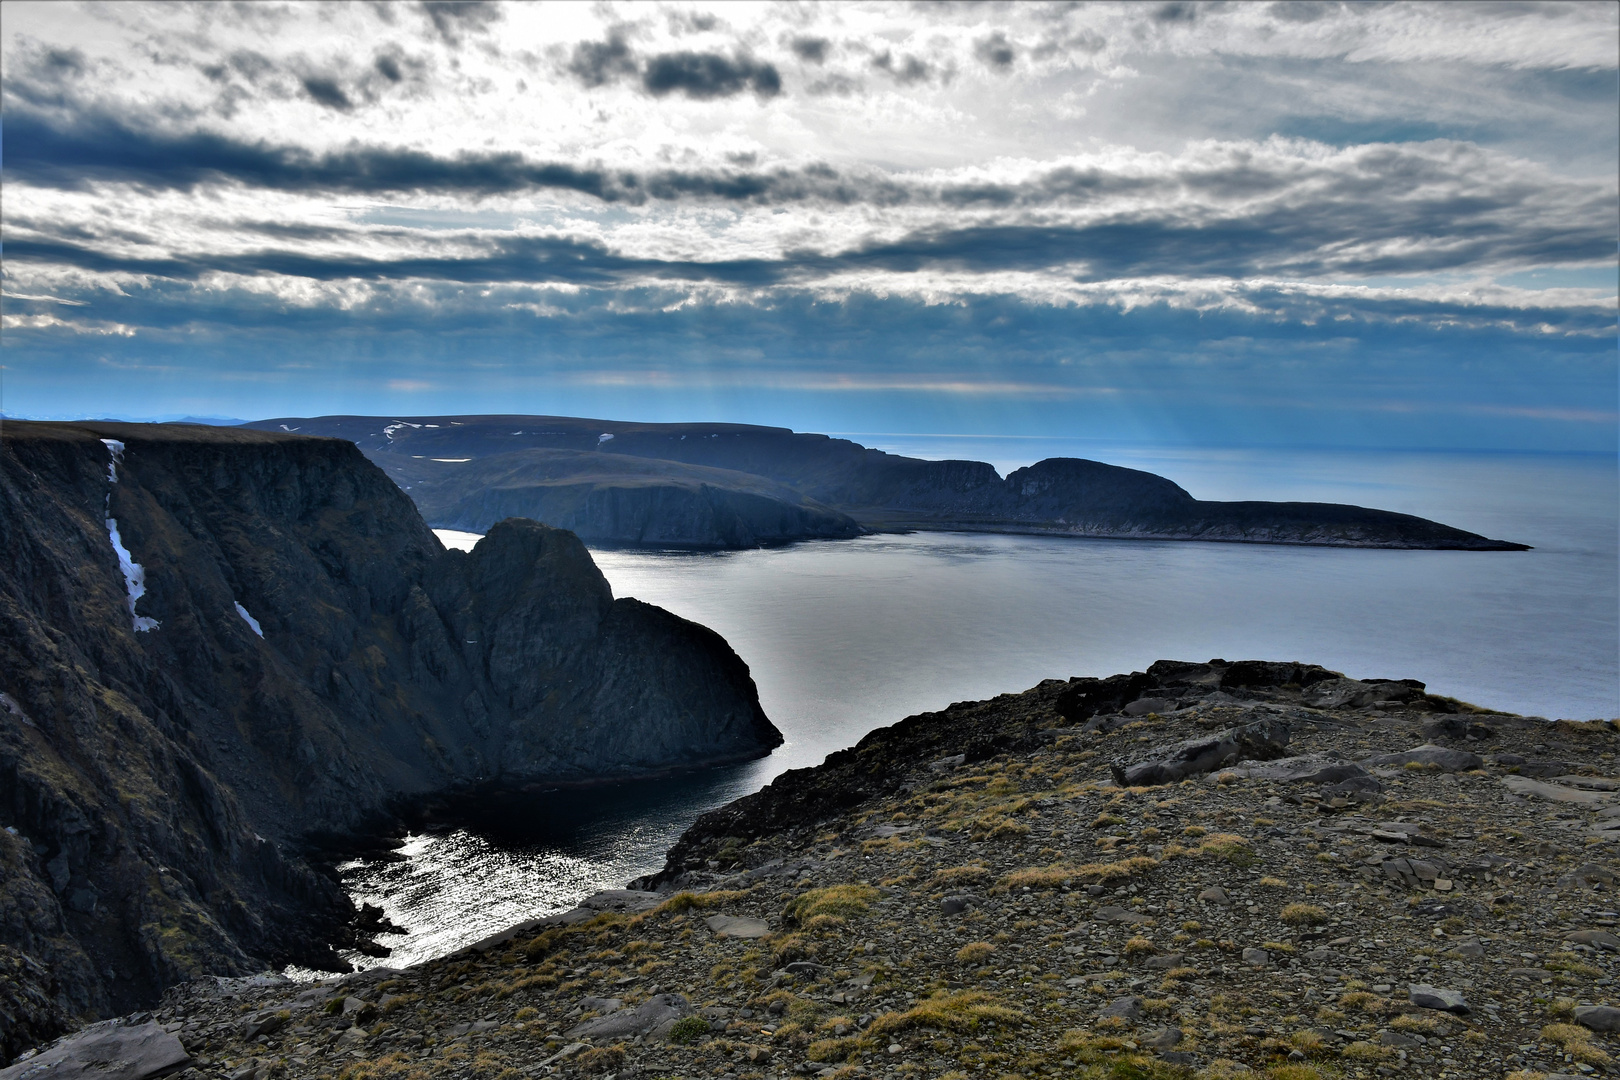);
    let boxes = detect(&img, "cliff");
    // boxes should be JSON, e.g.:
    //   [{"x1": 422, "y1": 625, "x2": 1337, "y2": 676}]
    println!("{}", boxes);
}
[
  {"x1": 0, "y1": 421, "x2": 779, "y2": 1053},
  {"x1": 245, "y1": 416, "x2": 1527, "y2": 551}
]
